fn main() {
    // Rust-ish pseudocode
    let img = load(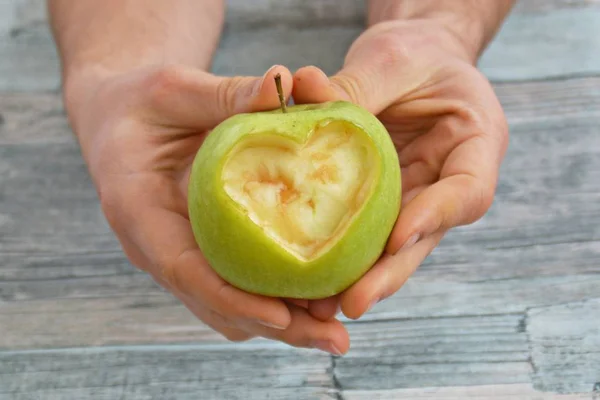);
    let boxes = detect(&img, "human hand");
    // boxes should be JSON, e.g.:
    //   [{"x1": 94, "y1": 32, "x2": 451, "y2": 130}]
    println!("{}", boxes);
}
[
  {"x1": 66, "y1": 65, "x2": 350, "y2": 355},
  {"x1": 292, "y1": 20, "x2": 509, "y2": 320}
]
